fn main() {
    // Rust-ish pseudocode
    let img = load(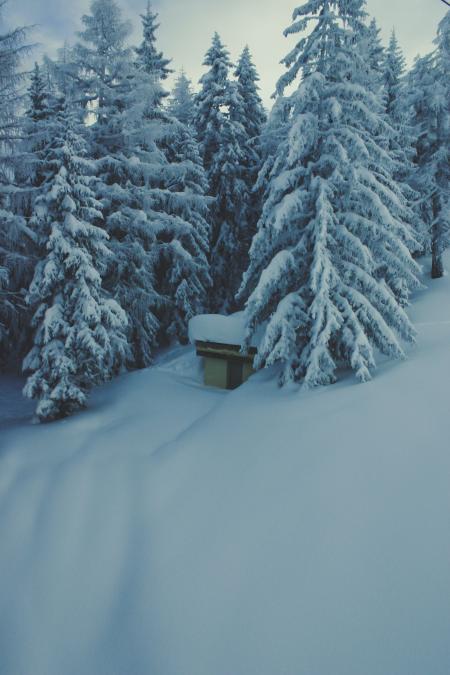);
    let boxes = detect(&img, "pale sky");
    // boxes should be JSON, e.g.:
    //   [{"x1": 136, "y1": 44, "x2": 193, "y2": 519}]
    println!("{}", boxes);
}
[{"x1": 7, "y1": 0, "x2": 447, "y2": 107}]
